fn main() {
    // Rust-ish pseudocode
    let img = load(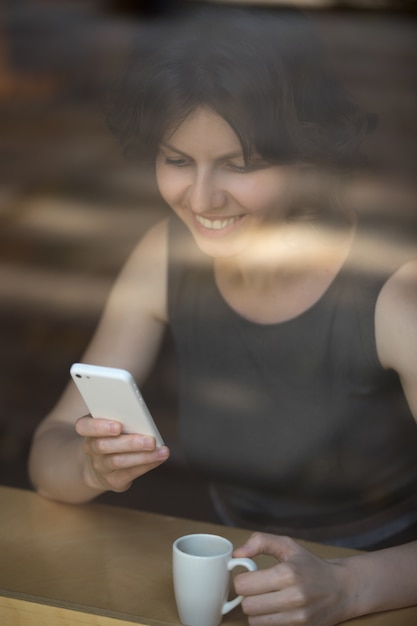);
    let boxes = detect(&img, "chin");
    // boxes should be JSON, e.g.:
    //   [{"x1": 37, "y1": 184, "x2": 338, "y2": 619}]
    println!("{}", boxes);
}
[
  {"x1": 190, "y1": 222, "x2": 250, "y2": 259},
  {"x1": 192, "y1": 235, "x2": 246, "y2": 259}
]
